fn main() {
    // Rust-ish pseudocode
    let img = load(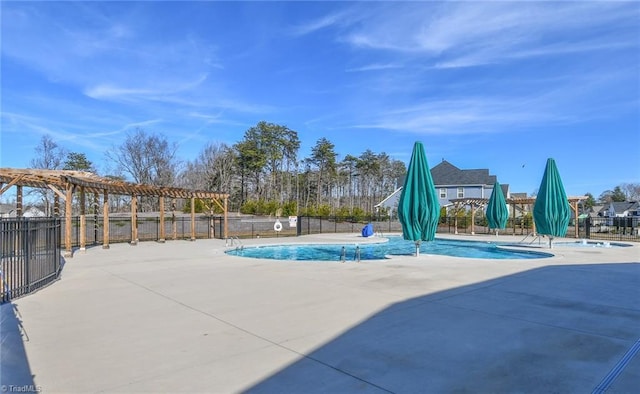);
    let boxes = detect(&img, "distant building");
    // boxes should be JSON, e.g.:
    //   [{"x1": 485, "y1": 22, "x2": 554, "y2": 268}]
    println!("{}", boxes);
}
[
  {"x1": 431, "y1": 160, "x2": 509, "y2": 207},
  {"x1": 23, "y1": 206, "x2": 46, "y2": 217},
  {"x1": 0, "y1": 204, "x2": 46, "y2": 218},
  {"x1": 0, "y1": 203, "x2": 17, "y2": 218},
  {"x1": 599, "y1": 201, "x2": 640, "y2": 218},
  {"x1": 375, "y1": 160, "x2": 509, "y2": 216}
]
